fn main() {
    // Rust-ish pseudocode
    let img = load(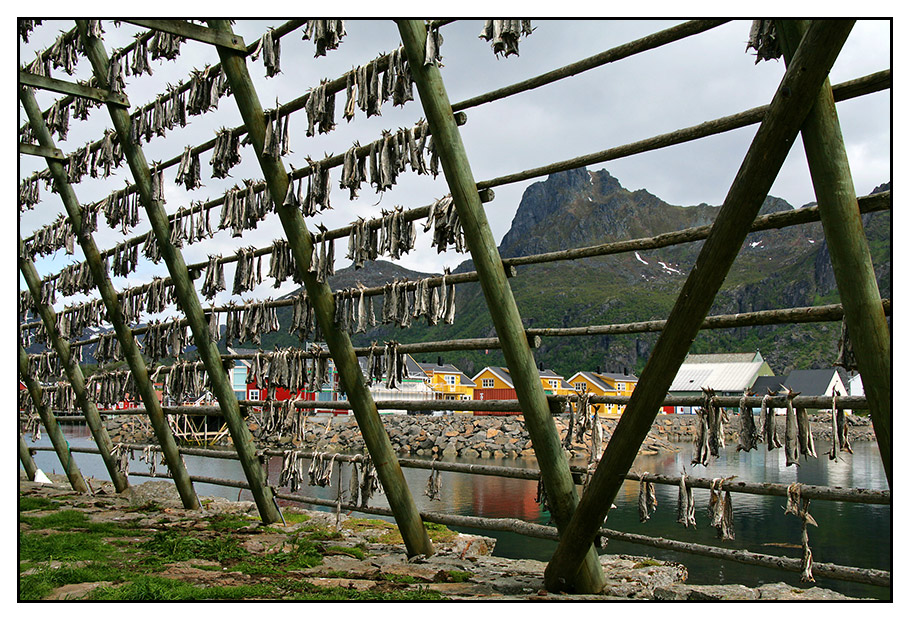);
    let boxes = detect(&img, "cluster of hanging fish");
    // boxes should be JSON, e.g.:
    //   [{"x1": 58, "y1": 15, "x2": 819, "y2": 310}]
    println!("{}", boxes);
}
[
  {"x1": 56, "y1": 299, "x2": 107, "y2": 341},
  {"x1": 247, "y1": 347, "x2": 328, "y2": 399},
  {"x1": 200, "y1": 254, "x2": 225, "y2": 300},
  {"x1": 262, "y1": 104, "x2": 291, "y2": 158},
  {"x1": 356, "y1": 455, "x2": 382, "y2": 508},
  {"x1": 152, "y1": 359, "x2": 210, "y2": 403},
  {"x1": 305, "y1": 80, "x2": 335, "y2": 136},
  {"x1": 222, "y1": 298, "x2": 279, "y2": 347},
  {"x1": 210, "y1": 128, "x2": 243, "y2": 179},
  {"x1": 100, "y1": 187, "x2": 142, "y2": 235},
  {"x1": 171, "y1": 202, "x2": 216, "y2": 248},
  {"x1": 279, "y1": 450, "x2": 308, "y2": 493},
  {"x1": 343, "y1": 45, "x2": 413, "y2": 124},
  {"x1": 362, "y1": 341, "x2": 407, "y2": 389},
  {"x1": 425, "y1": 460, "x2": 443, "y2": 501},
  {"x1": 141, "y1": 320, "x2": 189, "y2": 362},
  {"x1": 94, "y1": 331, "x2": 123, "y2": 364},
  {"x1": 18, "y1": 19, "x2": 42, "y2": 43},
  {"x1": 28, "y1": 350, "x2": 62, "y2": 382},
  {"x1": 175, "y1": 147, "x2": 202, "y2": 190},
  {"x1": 87, "y1": 368, "x2": 137, "y2": 409},
  {"x1": 129, "y1": 86, "x2": 190, "y2": 146},
  {"x1": 46, "y1": 382, "x2": 78, "y2": 413},
  {"x1": 302, "y1": 20, "x2": 346, "y2": 57},
  {"x1": 637, "y1": 472, "x2": 658, "y2": 523},
  {"x1": 479, "y1": 20, "x2": 534, "y2": 58},
  {"x1": 708, "y1": 476, "x2": 736, "y2": 540},
  {"x1": 333, "y1": 285, "x2": 374, "y2": 335},
  {"x1": 118, "y1": 277, "x2": 176, "y2": 325},
  {"x1": 283, "y1": 157, "x2": 332, "y2": 217},
  {"x1": 308, "y1": 452, "x2": 338, "y2": 487},
  {"x1": 111, "y1": 443, "x2": 133, "y2": 476},
  {"x1": 64, "y1": 130, "x2": 124, "y2": 184},
  {"x1": 56, "y1": 260, "x2": 99, "y2": 299},
  {"x1": 218, "y1": 181, "x2": 272, "y2": 238},
  {"x1": 18, "y1": 172, "x2": 51, "y2": 211},
  {"x1": 376, "y1": 274, "x2": 457, "y2": 332},
  {"x1": 827, "y1": 391, "x2": 853, "y2": 461},
  {"x1": 21, "y1": 214, "x2": 76, "y2": 261},
  {"x1": 563, "y1": 391, "x2": 604, "y2": 467},
  {"x1": 231, "y1": 246, "x2": 264, "y2": 295},
  {"x1": 250, "y1": 28, "x2": 281, "y2": 77},
  {"x1": 785, "y1": 483, "x2": 819, "y2": 582},
  {"x1": 289, "y1": 291, "x2": 321, "y2": 342},
  {"x1": 691, "y1": 388, "x2": 729, "y2": 466},
  {"x1": 424, "y1": 195, "x2": 466, "y2": 253},
  {"x1": 187, "y1": 65, "x2": 231, "y2": 116},
  {"x1": 267, "y1": 239, "x2": 302, "y2": 288},
  {"x1": 112, "y1": 241, "x2": 139, "y2": 277},
  {"x1": 21, "y1": 390, "x2": 41, "y2": 440},
  {"x1": 746, "y1": 20, "x2": 782, "y2": 64}
]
